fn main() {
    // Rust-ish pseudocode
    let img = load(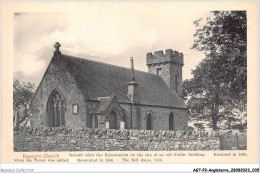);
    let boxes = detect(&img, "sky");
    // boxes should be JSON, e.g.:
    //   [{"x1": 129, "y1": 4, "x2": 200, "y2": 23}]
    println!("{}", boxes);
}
[{"x1": 13, "y1": 4, "x2": 210, "y2": 86}]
